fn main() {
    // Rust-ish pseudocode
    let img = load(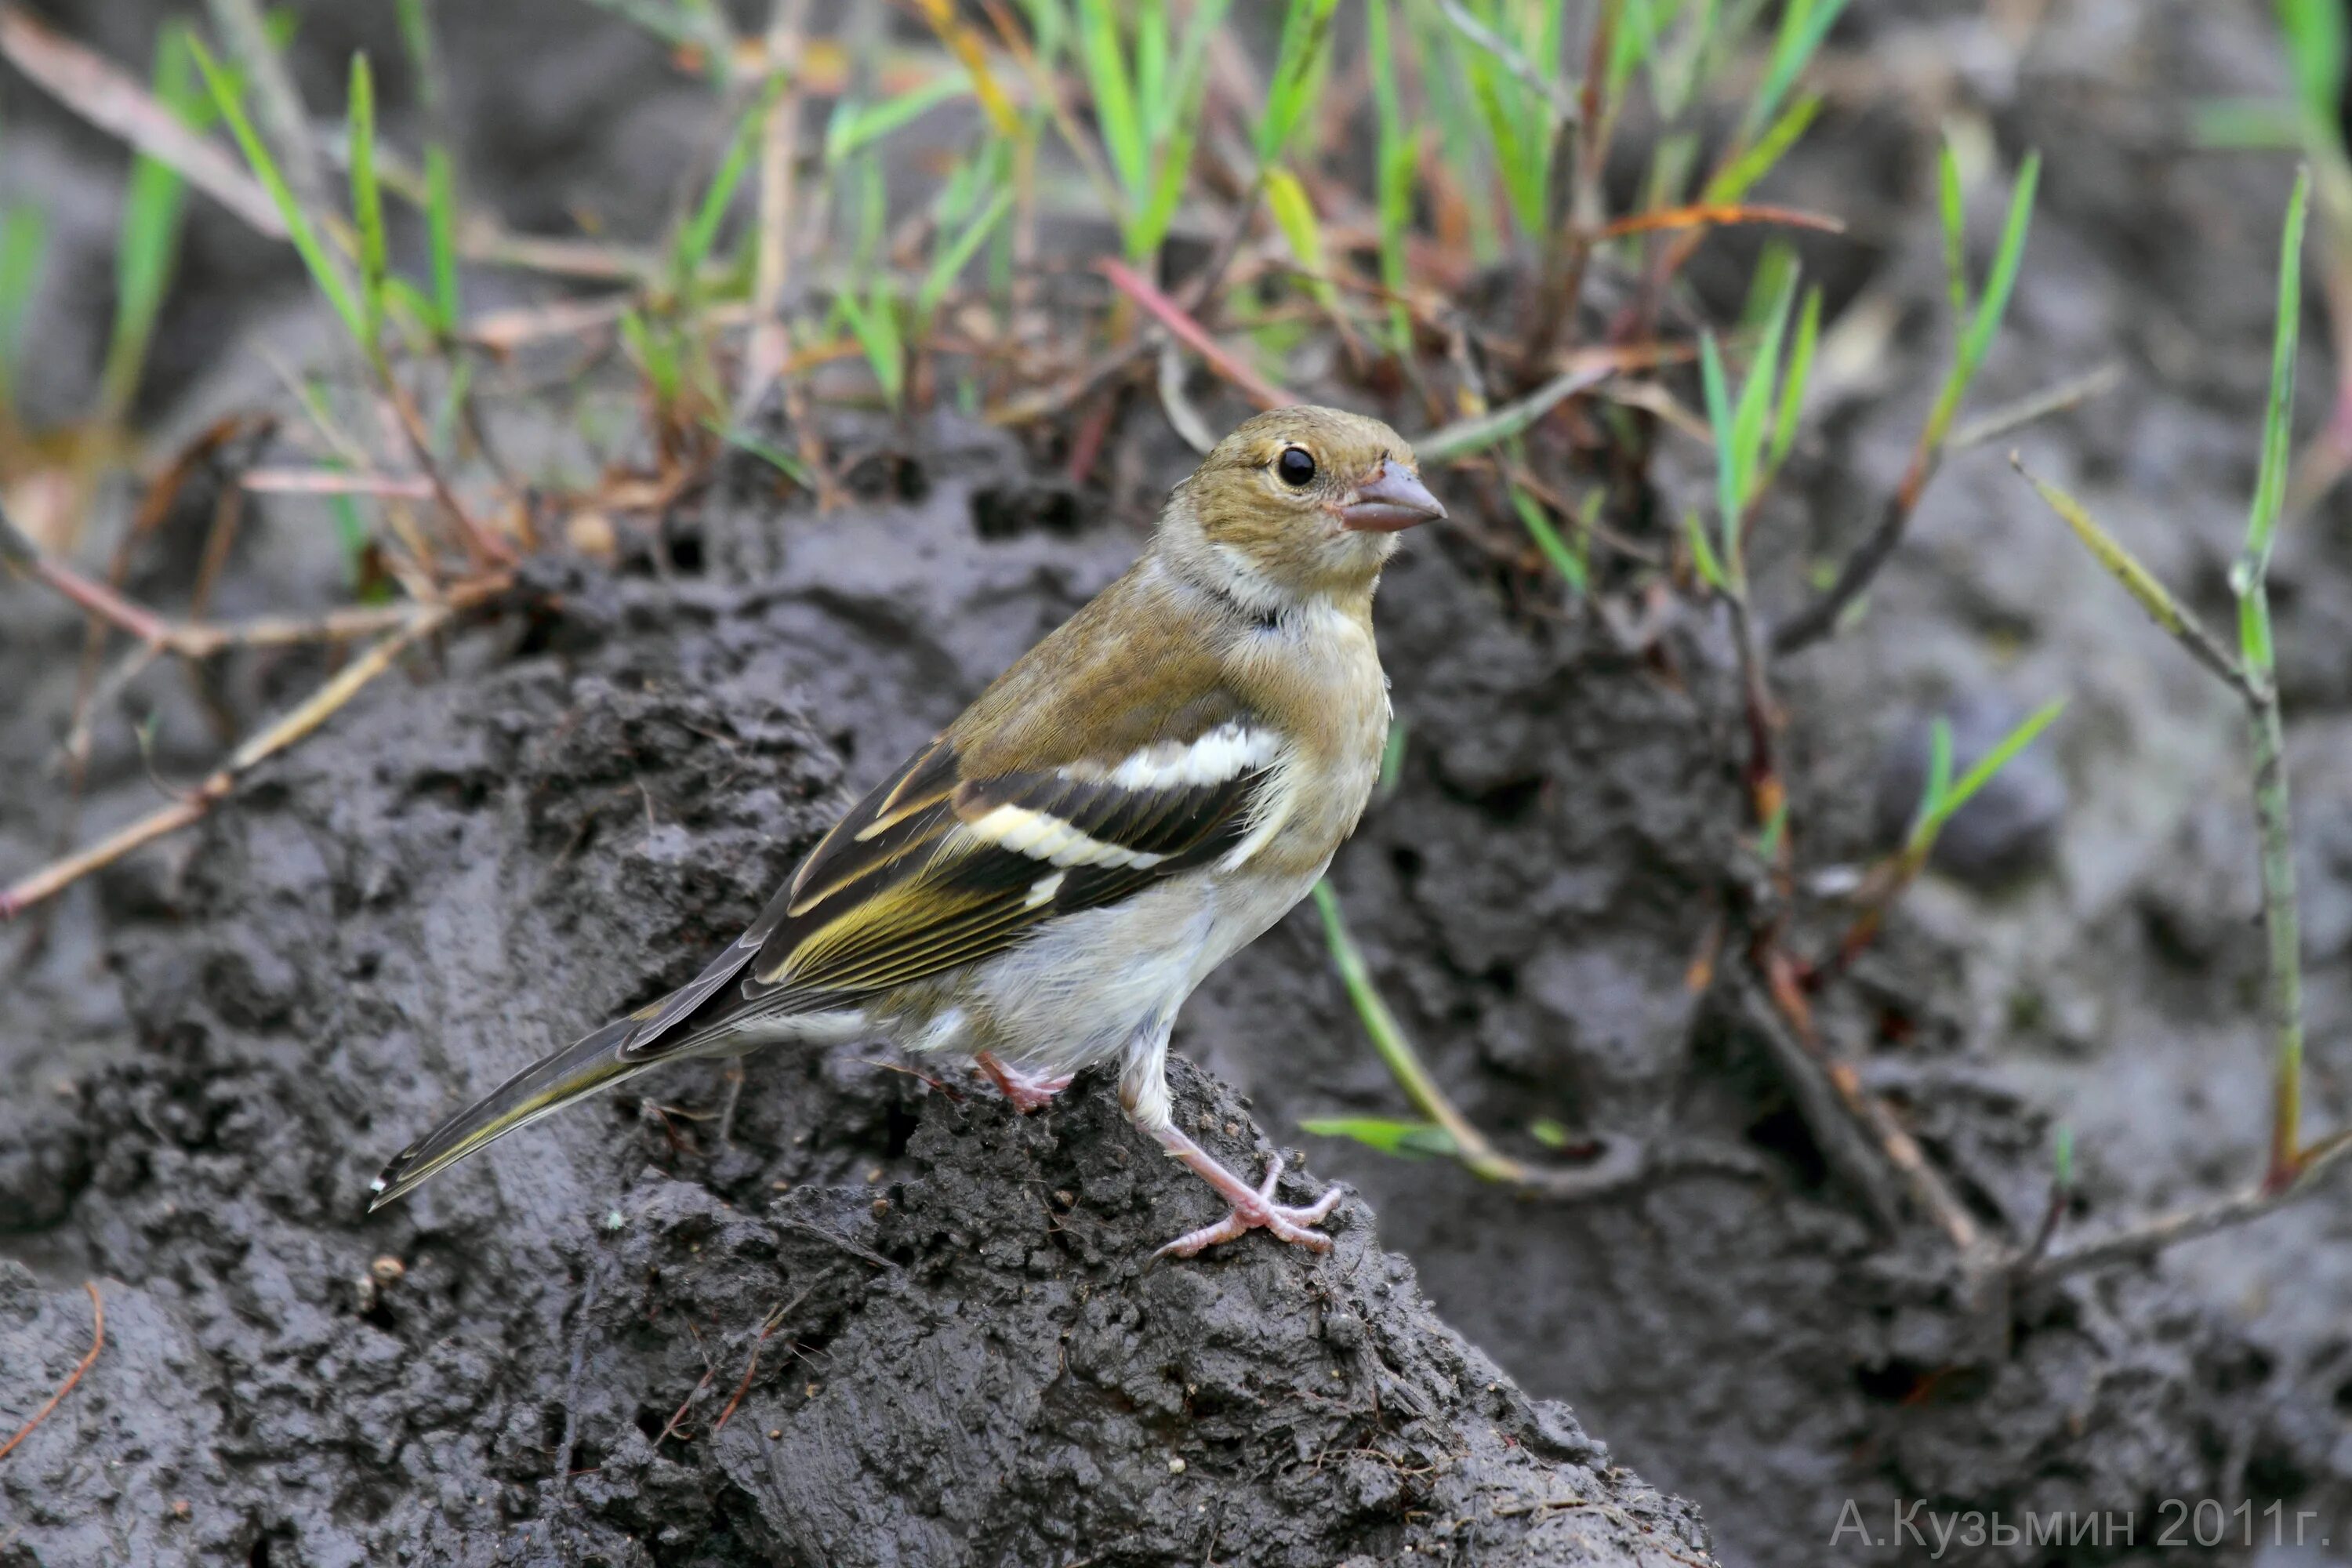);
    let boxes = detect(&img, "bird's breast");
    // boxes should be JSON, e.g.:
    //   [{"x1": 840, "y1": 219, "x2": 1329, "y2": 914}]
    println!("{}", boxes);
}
[{"x1": 1225, "y1": 602, "x2": 1389, "y2": 880}]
